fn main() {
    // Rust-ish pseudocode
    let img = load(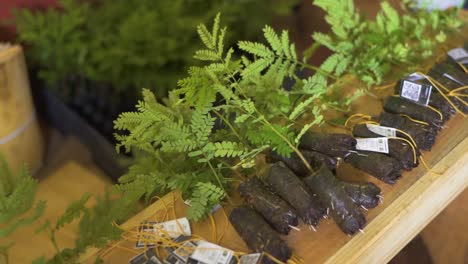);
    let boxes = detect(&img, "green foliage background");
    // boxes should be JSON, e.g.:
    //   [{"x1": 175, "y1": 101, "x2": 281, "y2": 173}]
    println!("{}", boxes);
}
[{"x1": 13, "y1": 0, "x2": 298, "y2": 98}]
